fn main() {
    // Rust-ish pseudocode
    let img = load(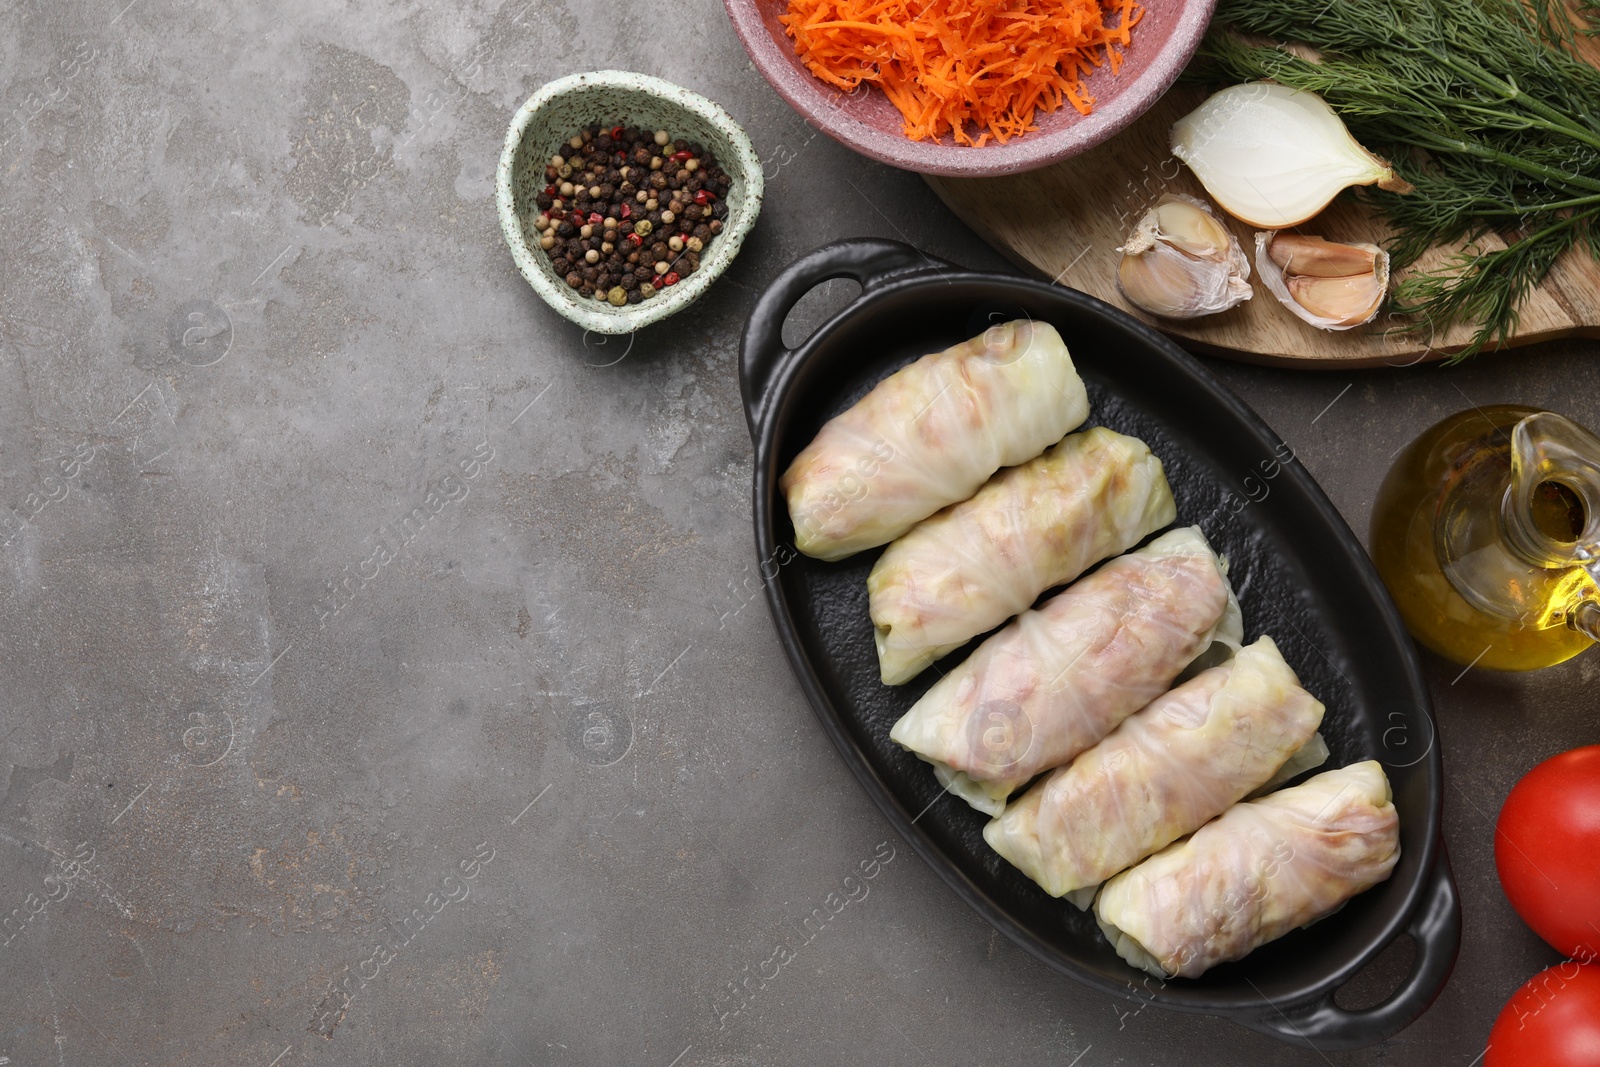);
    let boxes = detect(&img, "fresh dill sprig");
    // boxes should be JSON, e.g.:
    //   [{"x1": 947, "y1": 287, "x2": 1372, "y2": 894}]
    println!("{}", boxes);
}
[
  {"x1": 1190, "y1": 0, "x2": 1600, "y2": 360},
  {"x1": 1579, "y1": 0, "x2": 1600, "y2": 34}
]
